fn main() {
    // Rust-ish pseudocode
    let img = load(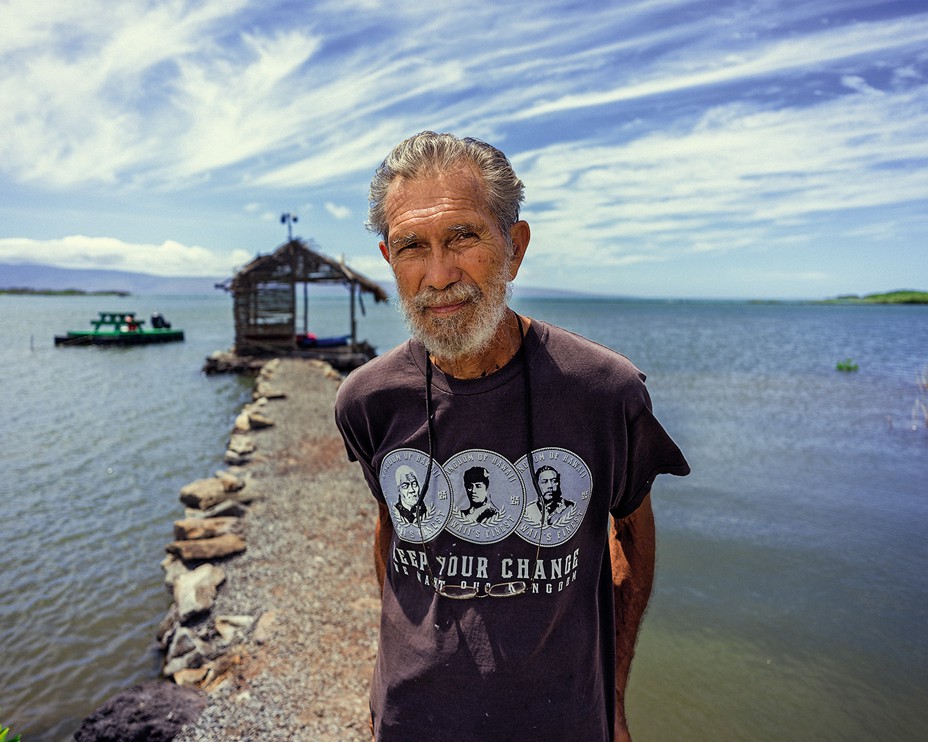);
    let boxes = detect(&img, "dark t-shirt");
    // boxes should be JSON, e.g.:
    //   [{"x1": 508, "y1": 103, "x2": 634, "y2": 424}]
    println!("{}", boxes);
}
[{"x1": 335, "y1": 320, "x2": 689, "y2": 742}]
